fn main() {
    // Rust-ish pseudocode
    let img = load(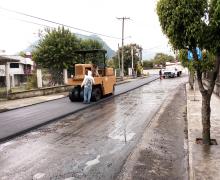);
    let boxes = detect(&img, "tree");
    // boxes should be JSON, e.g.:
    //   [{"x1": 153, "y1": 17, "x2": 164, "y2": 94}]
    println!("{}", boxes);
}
[
  {"x1": 143, "y1": 60, "x2": 154, "y2": 69},
  {"x1": 79, "y1": 39, "x2": 104, "y2": 65},
  {"x1": 113, "y1": 43, "x2": 142, "y2": 75},
  {"x1": 153, "y1": 53, "x2": 175, "y2": 67},
  {"x1": 32, "y1": 26, "x2": 81, "y2": 84},
  {"x1": 19, "y1": 51, "x2": 26, "y2": 57},
  {"x1": 178, "y1": 50, "x2": 195, "y2": 89},
  {"x1": 157, "y1": 0, "x2": 220, "y2": 144},
  {"x1": 142, "y1": 53, "x2": 174, "y2": 69}
]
